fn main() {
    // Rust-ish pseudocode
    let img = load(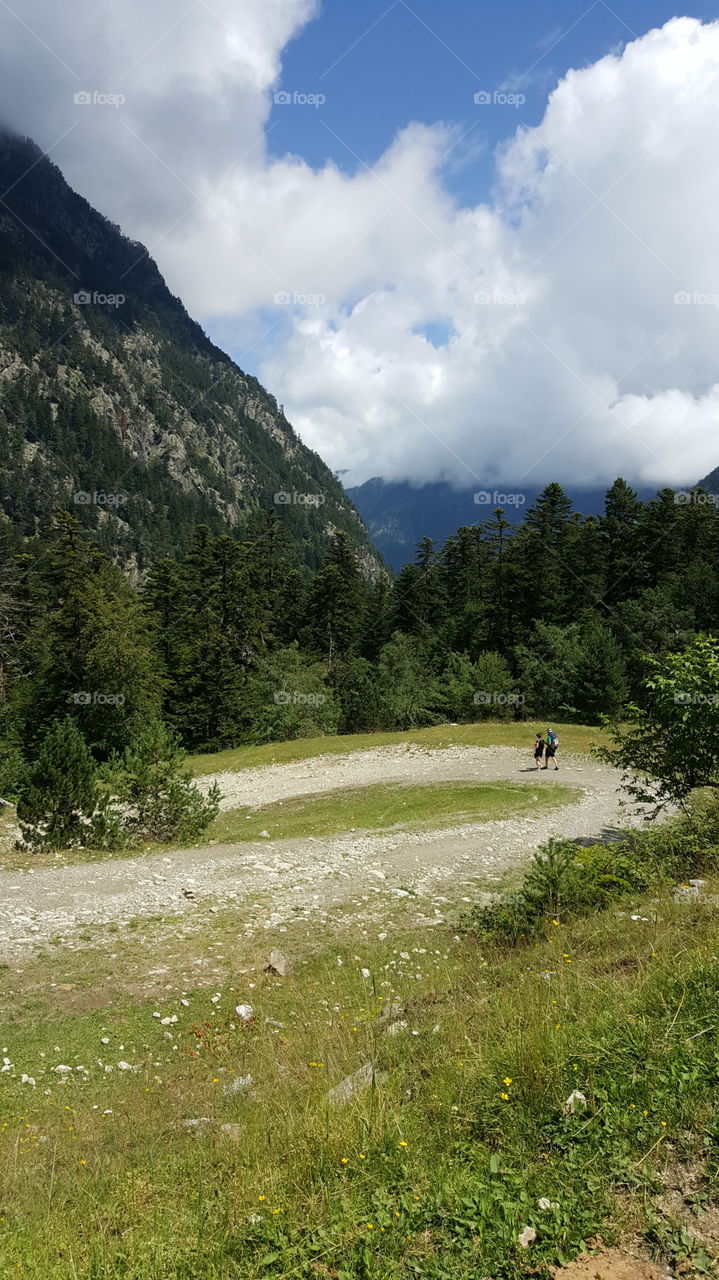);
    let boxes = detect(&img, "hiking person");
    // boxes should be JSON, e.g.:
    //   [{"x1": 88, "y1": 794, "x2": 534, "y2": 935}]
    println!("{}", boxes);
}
[
  {"x1": 543, "y1": 728, "x2": 559, "y2": 770},
  {"x1": 533, "y1": 733, "x2": 545, "y2": 770}
]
